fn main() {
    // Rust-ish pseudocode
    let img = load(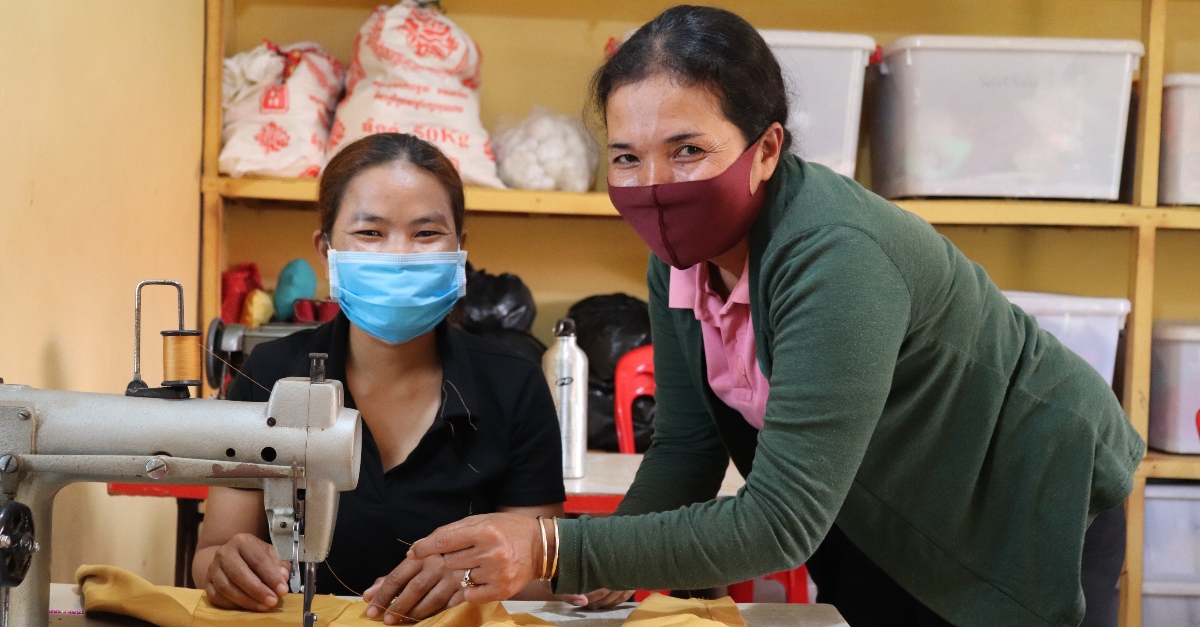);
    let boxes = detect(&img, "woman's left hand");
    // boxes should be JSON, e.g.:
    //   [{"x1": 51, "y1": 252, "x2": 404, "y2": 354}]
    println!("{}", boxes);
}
[
  {"x1": 362, "y1": 553, "x2": 466, "y2": 624},
  {"x1": 408, "y1": 513, "x2": 542, "y2": 604}
]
